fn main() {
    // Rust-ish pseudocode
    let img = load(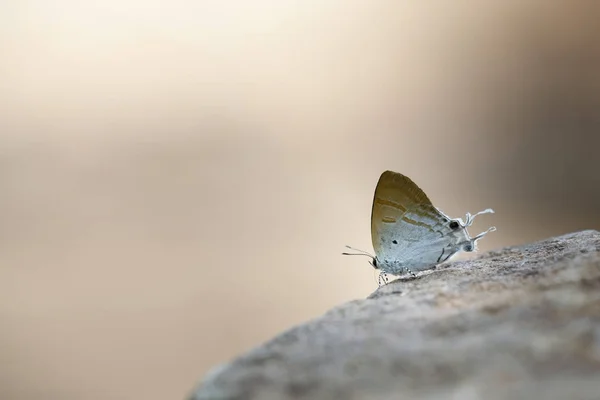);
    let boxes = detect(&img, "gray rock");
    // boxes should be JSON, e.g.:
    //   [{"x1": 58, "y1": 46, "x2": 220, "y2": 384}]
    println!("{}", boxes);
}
[{"x1": 188, "y1": 230, "x2": 600, "y2": 400}]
